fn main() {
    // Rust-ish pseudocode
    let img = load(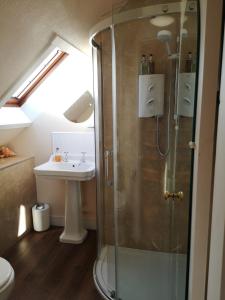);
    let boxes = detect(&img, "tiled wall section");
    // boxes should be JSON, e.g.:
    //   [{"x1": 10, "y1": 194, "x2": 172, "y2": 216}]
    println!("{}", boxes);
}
[
  {"x1": 0, "y1": 157, "x2": 36, "y2": 255},
  {"x1": 52, "y1": 131, "x2": 95, "y2": 158},
  {"x1": 115, "y1": 17, "x2": 195, "y2": 253}
]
